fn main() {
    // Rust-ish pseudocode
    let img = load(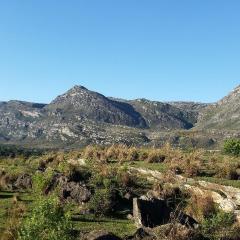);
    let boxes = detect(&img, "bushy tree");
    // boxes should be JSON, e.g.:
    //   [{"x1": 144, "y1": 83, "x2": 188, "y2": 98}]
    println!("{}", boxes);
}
[
  {"x1": 89, "y1": 175, "x2": 119, "y2": 216},
  {"x1": 18, "y1": 196, "x2": 73, "y2": 240},
  {"x1": 224, "y1": 139, "x2": 240, "y2": 156}
]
